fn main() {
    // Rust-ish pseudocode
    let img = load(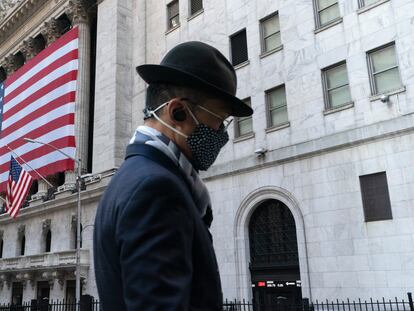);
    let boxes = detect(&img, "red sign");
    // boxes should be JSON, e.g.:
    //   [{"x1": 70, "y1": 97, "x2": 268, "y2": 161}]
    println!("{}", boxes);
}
[{"x1": 258, "y1": 281, "x2": 266, "y2": 287}]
